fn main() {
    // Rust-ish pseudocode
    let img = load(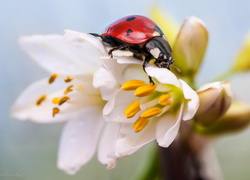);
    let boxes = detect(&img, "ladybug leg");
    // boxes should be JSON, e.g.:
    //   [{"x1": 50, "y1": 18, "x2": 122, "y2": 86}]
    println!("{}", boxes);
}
[
  {"x1": 142, "y1": 56, "x2": 154, "y2": 84},
  {"x1": 108, "y1": 45, "x2": 126, "y2": 58}
]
